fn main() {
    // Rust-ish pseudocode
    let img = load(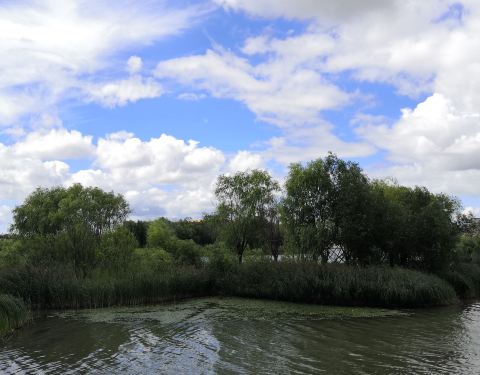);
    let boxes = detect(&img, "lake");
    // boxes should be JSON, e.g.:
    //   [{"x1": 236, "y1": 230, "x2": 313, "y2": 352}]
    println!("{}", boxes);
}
[{"x1": 1, "y1": 297, "x2": 479, "y2": 374}]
